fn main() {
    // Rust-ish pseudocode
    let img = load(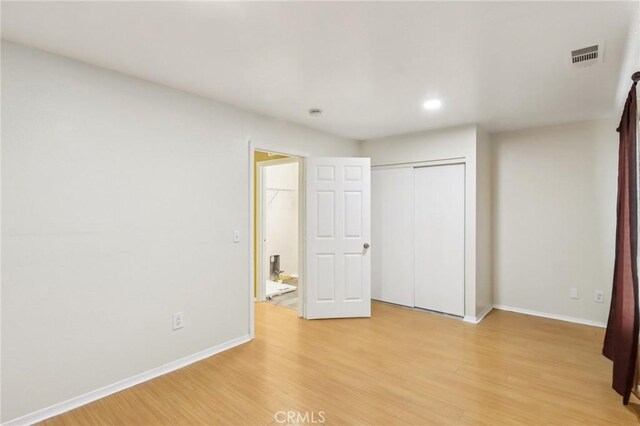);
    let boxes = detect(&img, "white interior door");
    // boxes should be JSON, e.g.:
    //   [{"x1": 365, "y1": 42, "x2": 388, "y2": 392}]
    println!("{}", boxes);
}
[
  {"x1": 305, "y1": 157, "x2": 371, "y2": 319},
  {"x1": 414, "y1": 164, "x2": 465, "y2": 316},
  {"x1": 371, "y1": 167, "x2": 414, "y2": 307}
]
